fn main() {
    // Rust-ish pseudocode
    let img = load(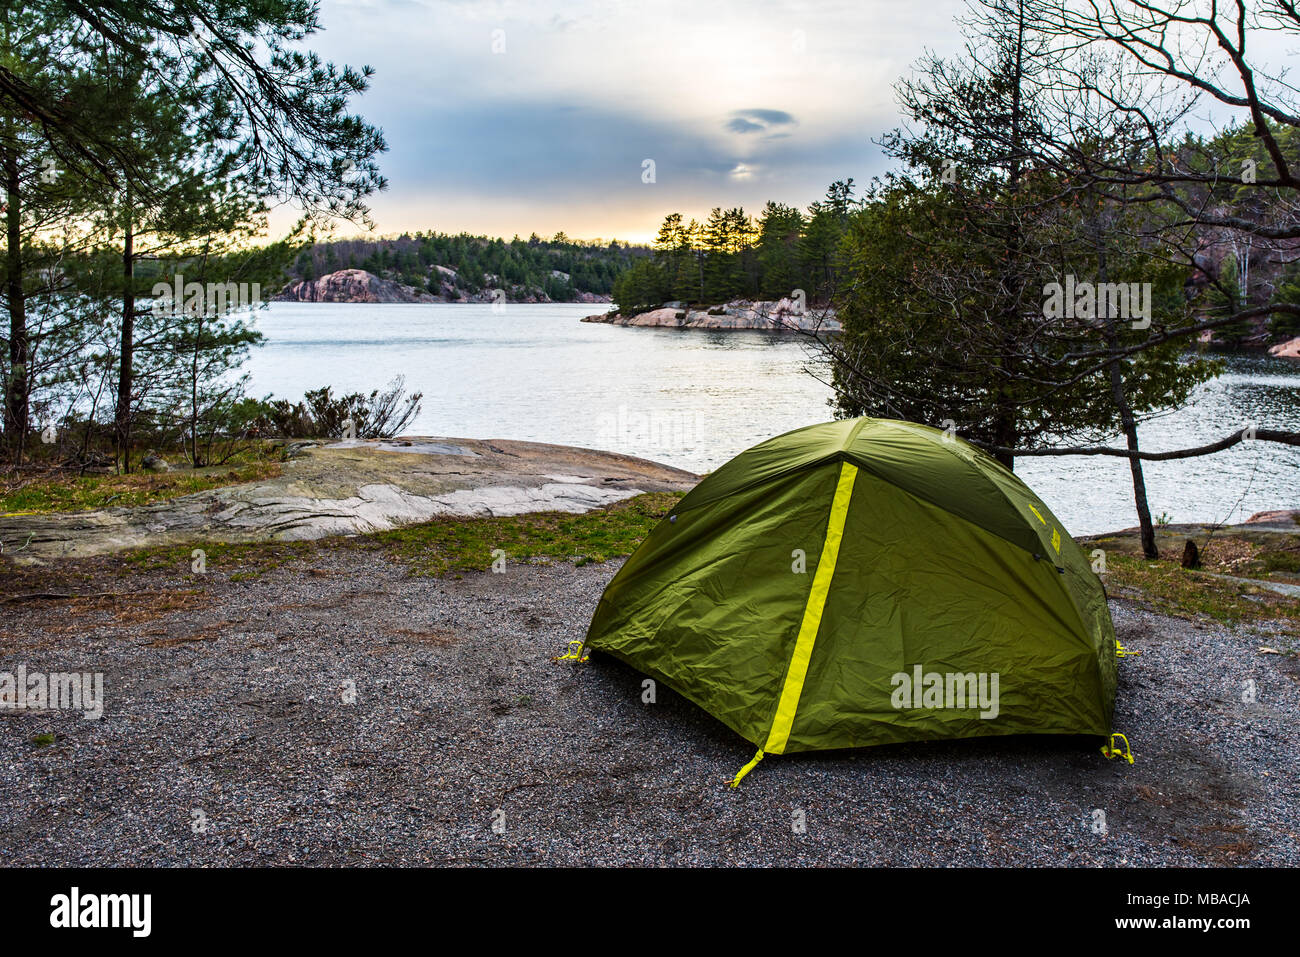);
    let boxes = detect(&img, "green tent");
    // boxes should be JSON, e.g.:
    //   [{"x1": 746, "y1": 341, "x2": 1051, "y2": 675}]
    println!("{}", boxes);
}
[{"x1": 583, "y1": 417, "x2": 1117, "y2": 783}]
